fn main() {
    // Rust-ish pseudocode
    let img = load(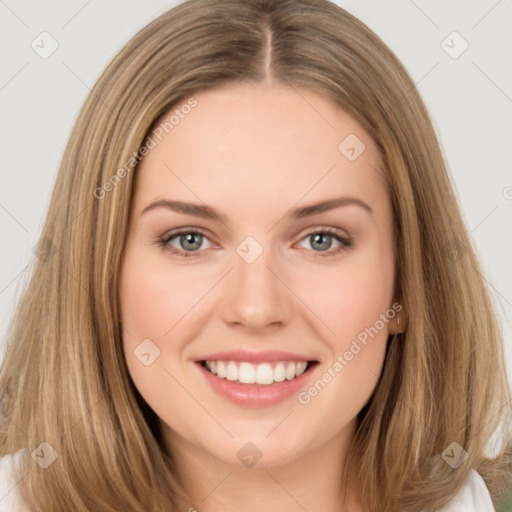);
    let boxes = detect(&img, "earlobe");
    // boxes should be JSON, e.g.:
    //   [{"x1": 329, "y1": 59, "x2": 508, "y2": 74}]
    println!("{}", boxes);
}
[
  {"x1": 388, "y1": 307, "x2": 407, "y2": 335},
  {"x1": 394, "y1": 311, "x2": 407, "y2": 334}
]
